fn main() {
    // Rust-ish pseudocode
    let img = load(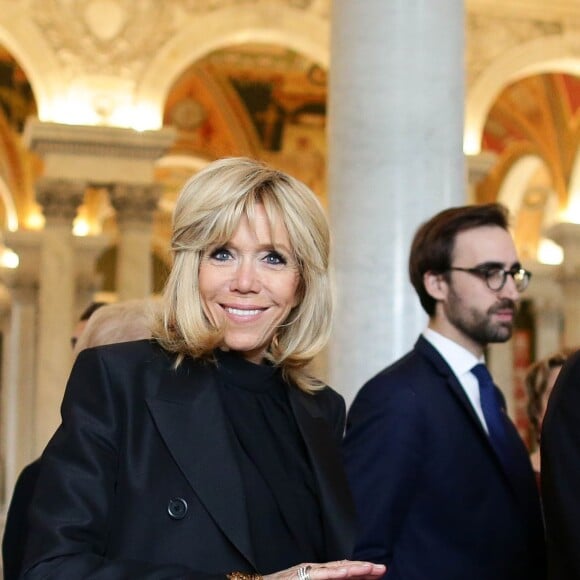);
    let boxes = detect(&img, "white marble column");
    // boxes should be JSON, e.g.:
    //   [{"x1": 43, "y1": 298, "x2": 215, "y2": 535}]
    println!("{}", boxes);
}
[
  {"x1": 35, "y1": 179, "x2": 84, "y2": 455},
  {"x1": 328, "y1": 0, "x2": 466, "y2": 405},
  {"x1": 546, "y1": 222, "x2": 580, "y2": 348},
  {"x1": 0, "y1": 231, "x2": 41, "y2": 503},
  {"x1": 73, "y1": 234, "x2": 109, "y2": 316},
  {"x1": 109, "y1": 184, "x2": 161, "y2": 301}
]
